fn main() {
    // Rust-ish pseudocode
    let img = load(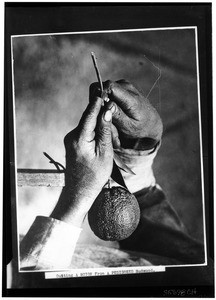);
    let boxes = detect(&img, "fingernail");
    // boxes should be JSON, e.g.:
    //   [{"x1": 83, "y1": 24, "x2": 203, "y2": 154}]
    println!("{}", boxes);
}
[
  {"x1": 104, "y1": 110, "x2": 112, "y2": 122},
  {"x1": 104, "y1": 87, "x2": 112, "y2": 95},
  {"x1": 104, "y1": 96, "x2": 109, "y2": 102},
  {"x1": 110, "y1": 104, "x2": 116, "y2": 114}
]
